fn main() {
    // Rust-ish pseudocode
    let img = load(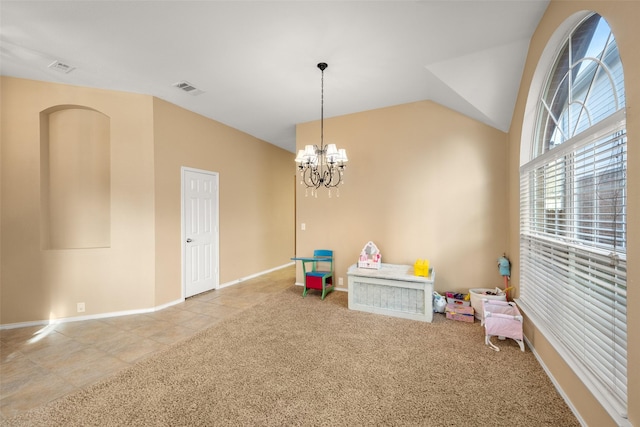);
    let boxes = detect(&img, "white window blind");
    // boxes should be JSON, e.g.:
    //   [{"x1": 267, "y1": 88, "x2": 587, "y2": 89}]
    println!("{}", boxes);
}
[{"x1": 518, "y1": 13, "x2": 627, "y2": 420}]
